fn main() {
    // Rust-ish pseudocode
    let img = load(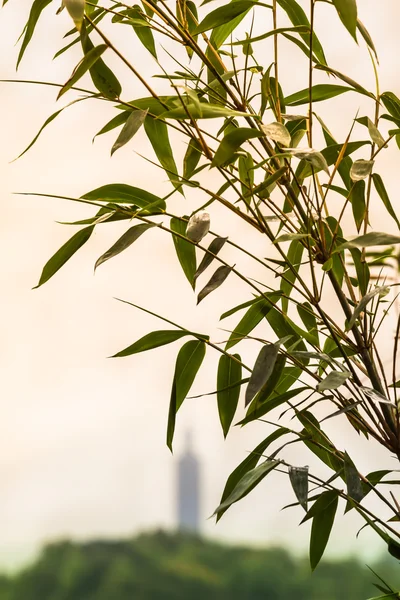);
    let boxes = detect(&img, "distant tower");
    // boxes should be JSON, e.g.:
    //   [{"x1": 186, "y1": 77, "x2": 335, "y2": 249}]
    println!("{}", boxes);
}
[{"x1": 177, "y1": 431, "x2": 200, "y2": 533}]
